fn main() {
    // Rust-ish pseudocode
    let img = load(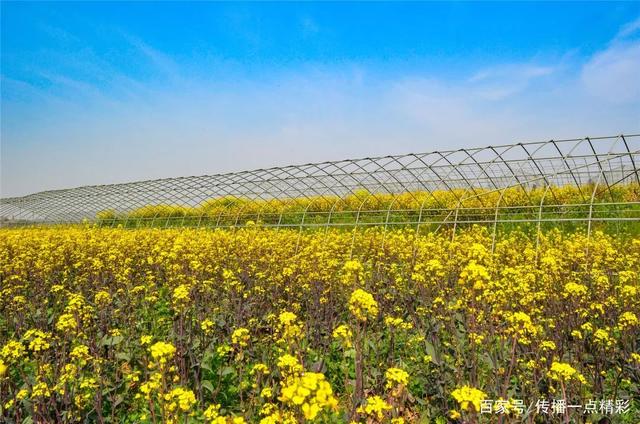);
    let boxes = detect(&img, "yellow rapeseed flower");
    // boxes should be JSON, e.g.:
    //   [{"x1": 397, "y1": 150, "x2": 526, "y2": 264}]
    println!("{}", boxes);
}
[
  {"x1": 385, "y1": 367, "x2": 409, "y2": 389},
  {"x1": 357, "y1": 395, "x2": 392, "y2": 420},
  {"x1": 548, "y1": 361, "x2": 587, "y2": 384},
  {"x1": 618, "y1": 311, "x2": 638, "y2": 330},
  {"x1": 349, "y1": 289, "x2": 378, "y2": 322},
  {"x1": 451, "y1": 385, "x2": 487, "y2": 412},
  {"x1": 231, "y1": 328, "x2": 250, "y2": 348},
  {"x1": 149, "y1": 341, "x2": 176, "y2": 365},
  {"x1": 332, "y1": 324, "x2": 353, "y2": 349}
]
